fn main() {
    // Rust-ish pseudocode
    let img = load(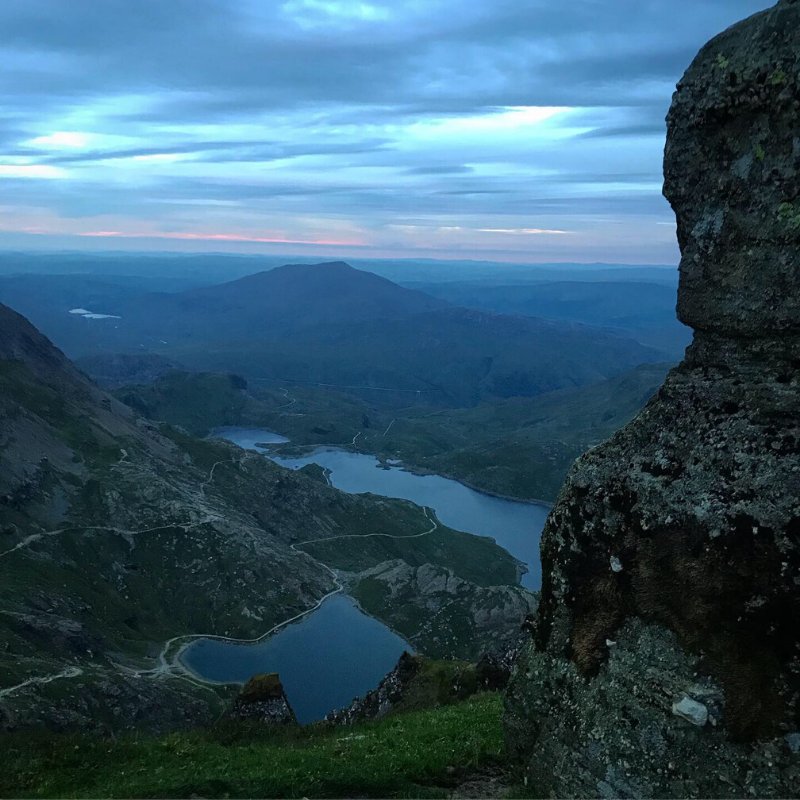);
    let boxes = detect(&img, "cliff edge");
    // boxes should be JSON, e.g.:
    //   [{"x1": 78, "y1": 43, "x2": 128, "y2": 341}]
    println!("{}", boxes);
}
[{"x1": 504, "y1": 2, "x2": 799, "y2": 796}]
